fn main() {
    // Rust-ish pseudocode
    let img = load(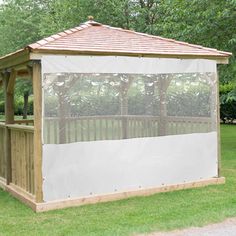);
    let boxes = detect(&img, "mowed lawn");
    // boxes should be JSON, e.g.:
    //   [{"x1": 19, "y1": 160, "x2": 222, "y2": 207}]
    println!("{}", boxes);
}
[{"x1": 0, "y1": 125, "x2": 236, "y2": 236}]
